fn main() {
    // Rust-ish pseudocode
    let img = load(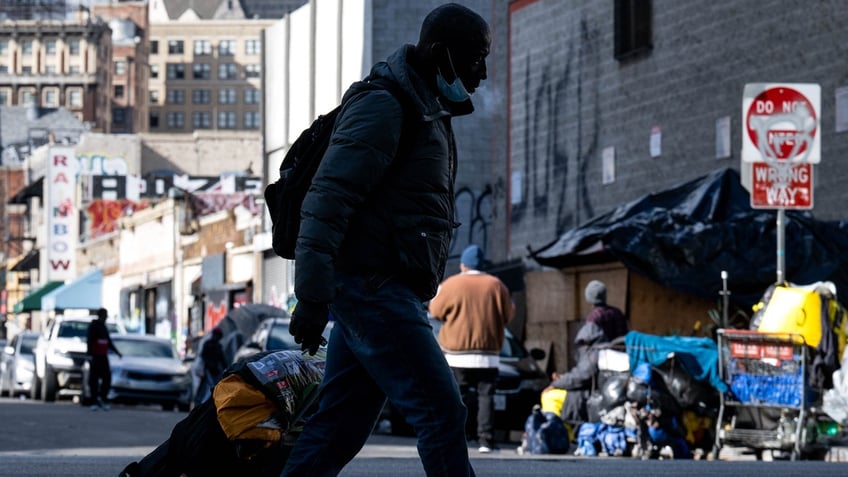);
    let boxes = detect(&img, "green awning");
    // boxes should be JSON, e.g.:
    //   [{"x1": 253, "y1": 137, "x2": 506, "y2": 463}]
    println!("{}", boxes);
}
[{"x1": 13, "y1": 281, "x2": 63, "y2": 313}]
